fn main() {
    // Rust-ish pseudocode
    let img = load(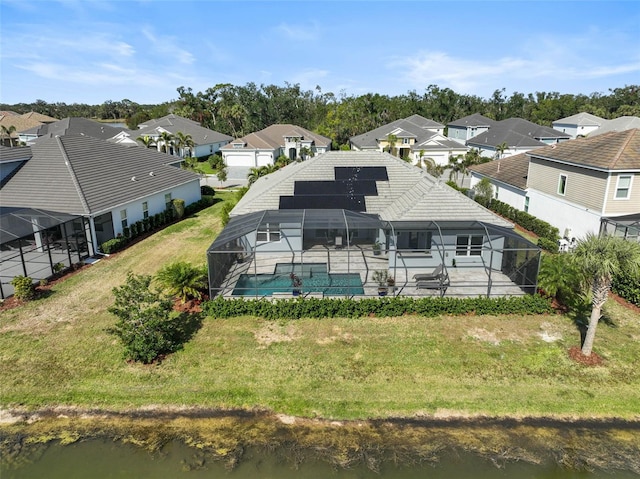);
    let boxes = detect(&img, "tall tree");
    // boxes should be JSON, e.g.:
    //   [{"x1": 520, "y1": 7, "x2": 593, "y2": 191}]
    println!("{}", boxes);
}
[
  {"x1": 572, "y1": 234, "x2": 640, "y2": 356},
  {"x1": 136, "y1": 135, "x2": 156, "y2": 149},
  {"x1": 175, "y1": 131, "x2": 195, "y2": 158},
  {"x1": 158, "y1": 131, "x2": 175, "y2": 155},
  {"x1": 1, "y1": 125, "x2": 16, "y2": 147}
]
